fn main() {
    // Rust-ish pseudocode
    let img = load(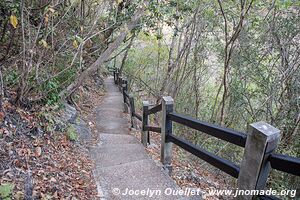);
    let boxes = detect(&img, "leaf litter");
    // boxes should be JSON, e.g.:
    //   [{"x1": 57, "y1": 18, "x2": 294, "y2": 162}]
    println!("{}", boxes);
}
[{"x1": 0, "y1": 76, "x2": 106, "y2": 199}]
